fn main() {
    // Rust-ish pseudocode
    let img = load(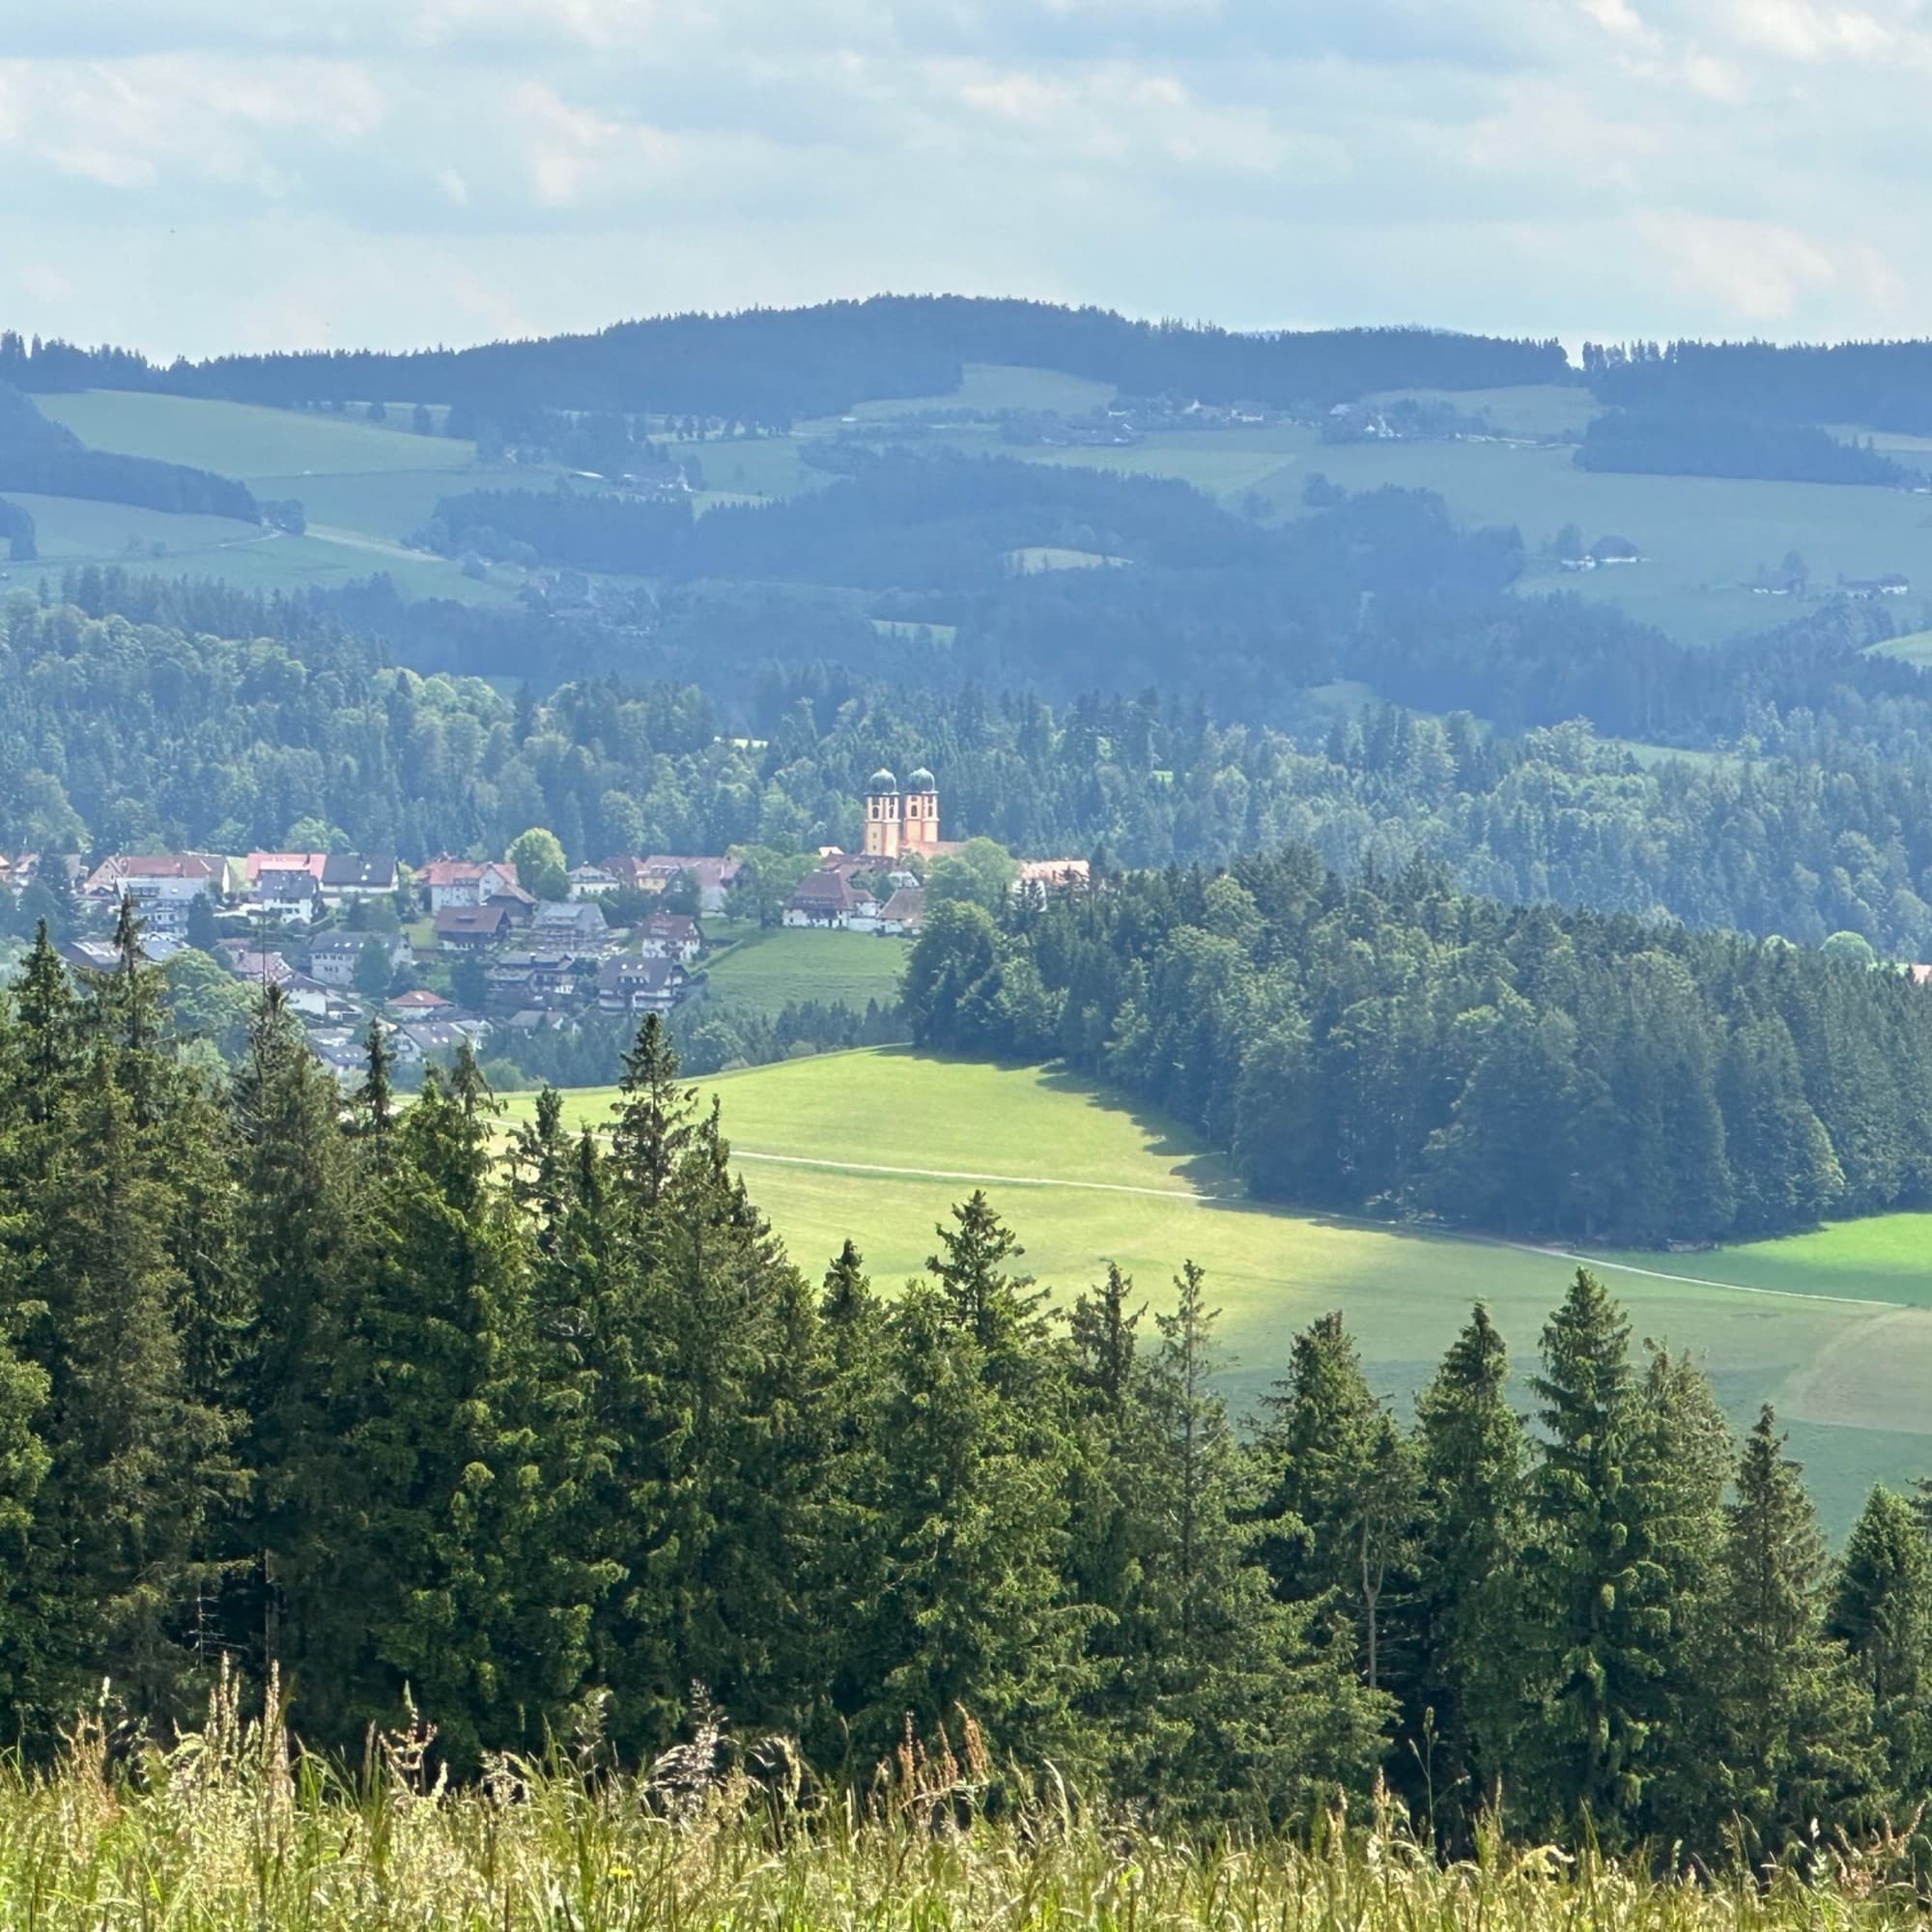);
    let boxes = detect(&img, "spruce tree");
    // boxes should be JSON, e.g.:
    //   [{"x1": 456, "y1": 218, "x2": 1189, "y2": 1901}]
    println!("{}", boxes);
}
[
  {"x1": 1407, "y1": 1304, "x2": 1526, "y2": 1839},
  {"x1": 611, "y1": 1013, "x2": 695, "y2": 1214},
  {"x1": 1829, "y1": 1485, "x2": 1932, "y2": 1793},
  {"x1": 1681, "y1": 1410, "x2": 1878, "y2": 1849},
  {"x1": 1517, "y1": 1269, "x2": 1668, "y2": 1844}
]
